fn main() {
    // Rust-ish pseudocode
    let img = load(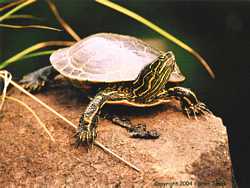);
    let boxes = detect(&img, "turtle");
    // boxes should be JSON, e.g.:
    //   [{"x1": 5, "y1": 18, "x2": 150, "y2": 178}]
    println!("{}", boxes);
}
[{"x1": 20, "y1": 33, "x2": 211, "y2": 147}]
